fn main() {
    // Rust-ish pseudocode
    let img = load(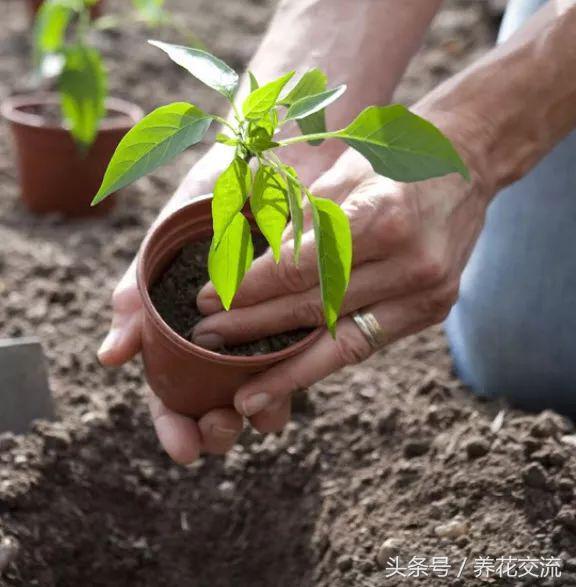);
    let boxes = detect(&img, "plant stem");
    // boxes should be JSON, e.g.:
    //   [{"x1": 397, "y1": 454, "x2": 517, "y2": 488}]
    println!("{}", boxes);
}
[
  {"x1": 264, "y1": 152, "x2": 307, "y2": 194},
  {"x1": 213, "y1": 116, "x2": 237, "y2": 133},
  {"x1": 231, "y1": 102, "x2": 243, "y2": 124},
  {"x1": 278, "y1": 132, "x2": 335, "y2": 147},
  {"x1": 76, "y1": 4, "x2": 91, "y2": 47}
]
